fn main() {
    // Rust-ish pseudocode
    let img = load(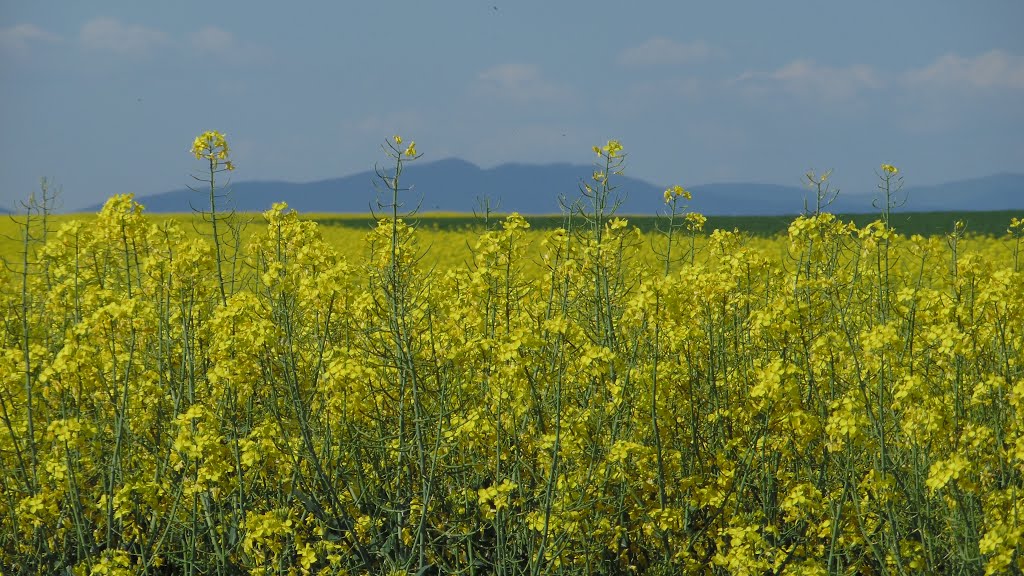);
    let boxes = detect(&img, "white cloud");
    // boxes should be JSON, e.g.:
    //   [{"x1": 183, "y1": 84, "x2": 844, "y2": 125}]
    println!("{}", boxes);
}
[
  {"x1": 0, "y1": 24, "x2": 61, "y2": 59},
  {"x1": 191, "y1": 26, "x2": 235, "y2": 55},
  {"x1": 906, "y1": 50, "x2": 1024, "y2": 91},
  {"x1": 188, "y1": 26, "x2": 268, "y2": 67},
  {"x1": 617, "y1": 37, "x2": 710, "y2": 68},
  {"x1": 733, "y1": 59, "x2": 880, "y2": 102},
  {"x1": 475, "y1": 63, "x2": 573, "y2": 104},
  {"x1": 79, "y1": 17, "x2": 167, "y2": 57}
]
